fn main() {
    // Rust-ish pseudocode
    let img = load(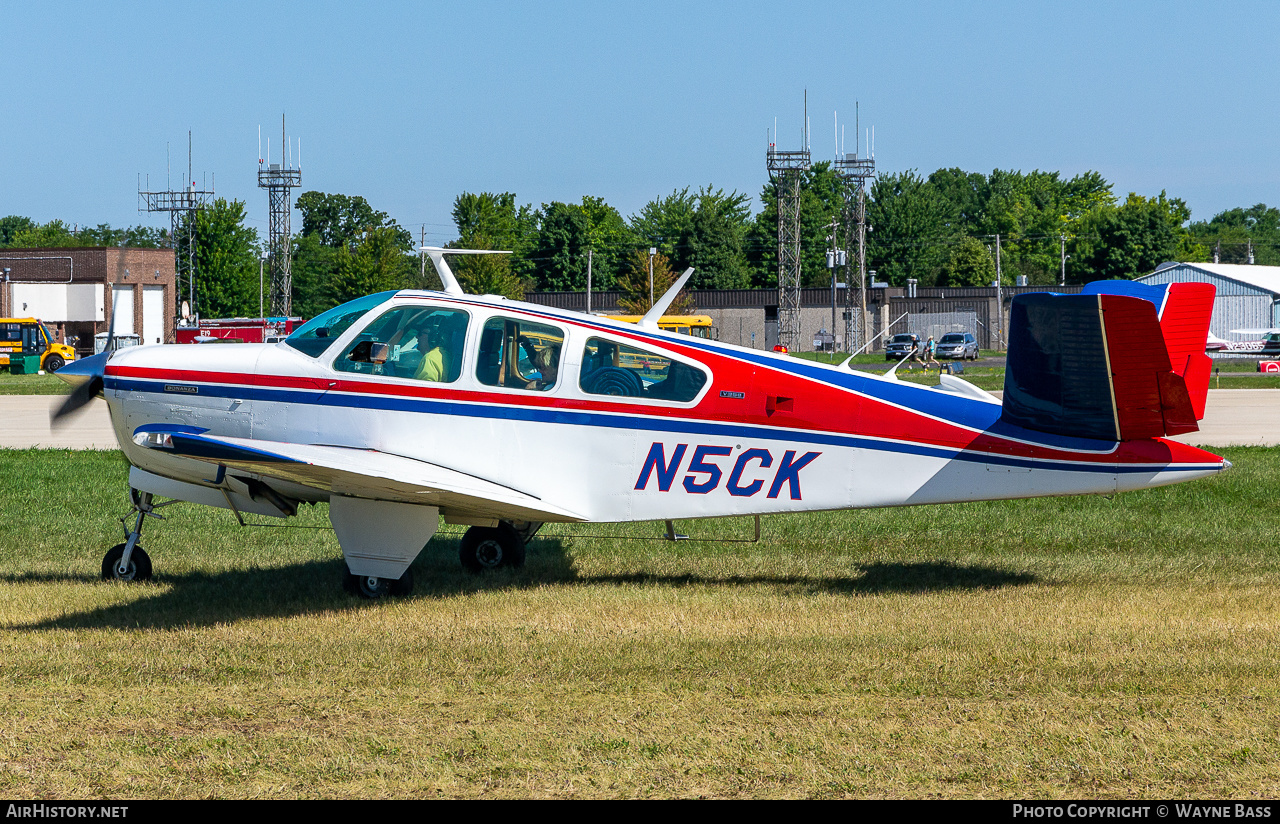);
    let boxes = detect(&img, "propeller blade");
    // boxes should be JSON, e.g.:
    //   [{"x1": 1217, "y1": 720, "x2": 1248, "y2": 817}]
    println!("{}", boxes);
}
[
  {"x1": 49, "y1": 351, "x2": 109, "y2": 426},
  {"x1": 52, "y1": 375, "x2": 103, "y2": 423},
  {"x1": 52, "y1": 292, "x2": 119, "y2": 427}
]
